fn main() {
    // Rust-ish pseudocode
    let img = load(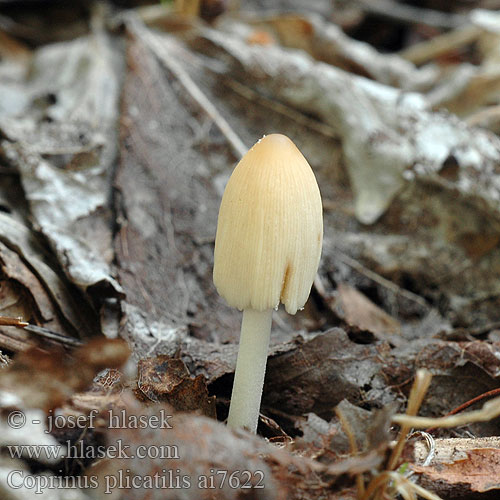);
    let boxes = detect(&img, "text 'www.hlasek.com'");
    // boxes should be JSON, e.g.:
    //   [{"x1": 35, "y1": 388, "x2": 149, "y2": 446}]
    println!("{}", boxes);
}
[{"x1": 5, "y1": 409, "x2": 265, "y2": 494}]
